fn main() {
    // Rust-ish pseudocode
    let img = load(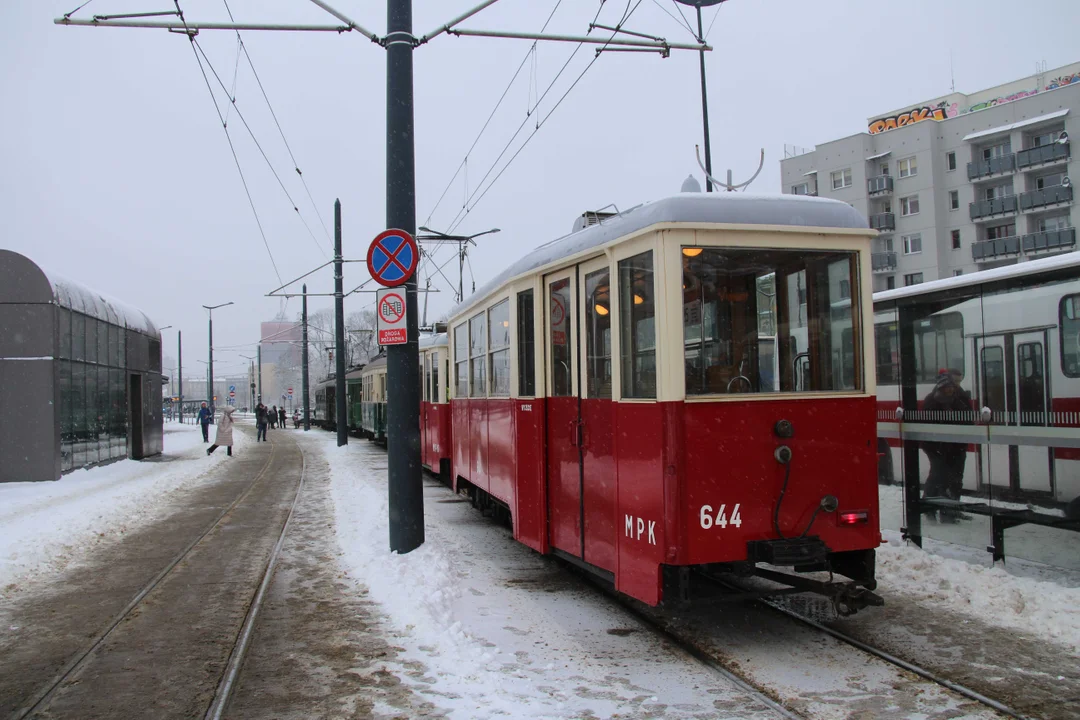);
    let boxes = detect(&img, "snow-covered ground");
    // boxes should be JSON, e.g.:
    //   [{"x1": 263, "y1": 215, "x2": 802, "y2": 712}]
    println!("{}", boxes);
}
[{"x1": 0, "y1": 421, "x2": 239, "y2": 598}]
